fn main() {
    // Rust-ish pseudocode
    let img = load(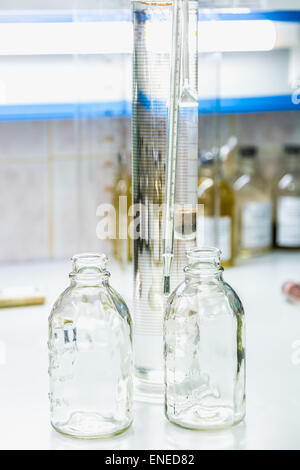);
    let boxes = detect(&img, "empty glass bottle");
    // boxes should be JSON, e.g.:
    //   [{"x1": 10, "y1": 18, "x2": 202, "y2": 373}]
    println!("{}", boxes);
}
[
  {"x1": 164, "y1": 248, "x2": 246, "y2": 430},
  {"x1": 48, "y1": 254, "x2": 133, "y2": 439}
]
